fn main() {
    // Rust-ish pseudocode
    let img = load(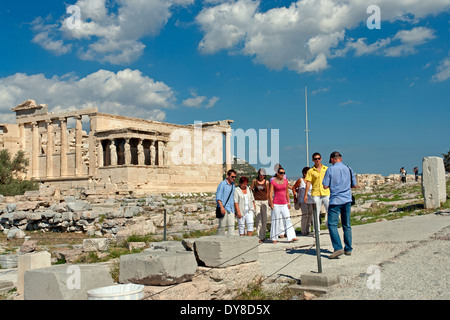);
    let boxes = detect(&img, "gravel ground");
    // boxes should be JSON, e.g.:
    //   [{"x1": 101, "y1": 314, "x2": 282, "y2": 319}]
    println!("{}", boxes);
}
[
  {"x1": 257, "y1": 211, "x2": 450, "y2": 300},
  {"x1": 319, "y1": 225, "x2": 450, "y2": 300}
]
